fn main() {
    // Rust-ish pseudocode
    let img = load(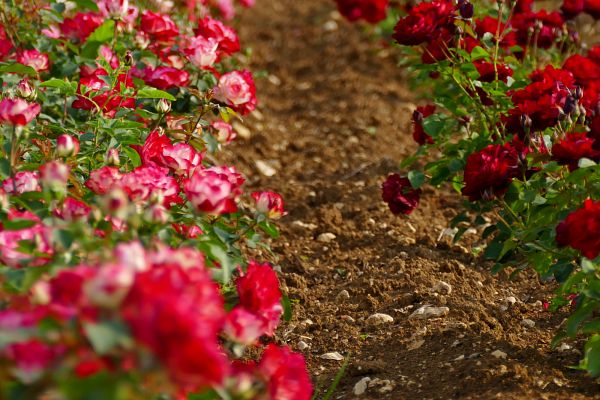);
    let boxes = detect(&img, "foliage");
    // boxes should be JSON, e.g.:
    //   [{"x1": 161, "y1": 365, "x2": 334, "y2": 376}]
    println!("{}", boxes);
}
[{"x1": 0, "y1": 0, "x2": 312, "y2": 398}]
